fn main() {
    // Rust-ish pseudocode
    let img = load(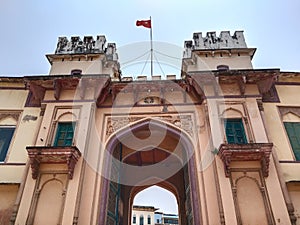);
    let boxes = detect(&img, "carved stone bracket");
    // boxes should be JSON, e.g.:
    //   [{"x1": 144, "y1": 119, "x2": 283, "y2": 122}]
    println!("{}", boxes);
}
[
  {"x1": 218, "y1": 75, "x2": 246, "y2": 95},
  {"x1": 218, "y1": 143, "x2": 273, "y2": 177},
  {"x1": 110, "y1": 80, "x2": 188, "y2": 104},
  {"x1": 26, "y1": 83, "x2": 46, "y2": 107},
  {"x1": 54, "y1": 79, "x2": 62, "y2": 100},
  {"x1": 27, "y1": 146, "x2": 81, "y2": 179},
  {"x1": 76, "y1": 76, "x2": 110, "y2": 101},
  {"x1": 186, "y1": 74, "x2": 212, "y2": 102},
  {"x1": 94, "y1": 77, "x2": 110, "y2": 106},
  {"x1": 256, "y1": 76, "x2": 276, "y2": 94},
  {"x1": 53, "y1": 78, "x2": 80, "y2": 100},
  {"x1": 246, "y1": 71, "x2": 280, "y2": 102}
]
